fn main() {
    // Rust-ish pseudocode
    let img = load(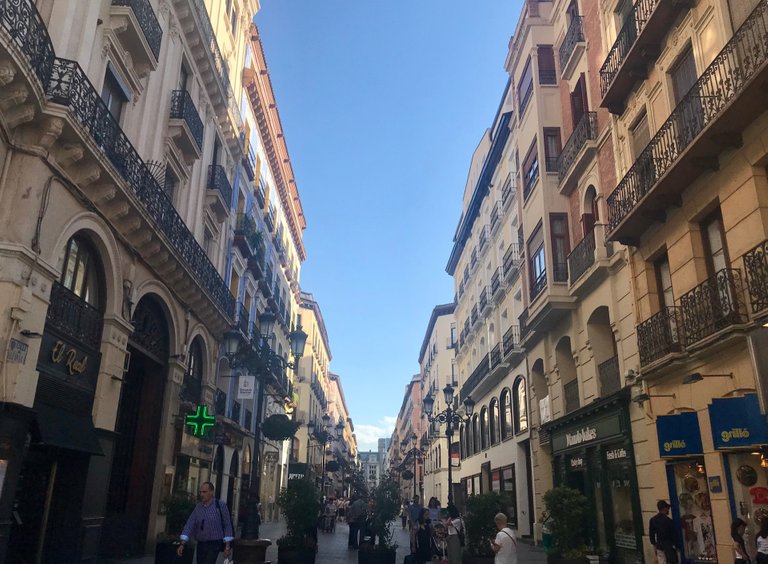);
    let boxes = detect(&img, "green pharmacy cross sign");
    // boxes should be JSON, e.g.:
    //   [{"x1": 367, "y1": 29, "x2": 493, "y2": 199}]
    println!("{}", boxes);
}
[{"x1": 185, "y1": 404, "x2": 215, "y2": 437}]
